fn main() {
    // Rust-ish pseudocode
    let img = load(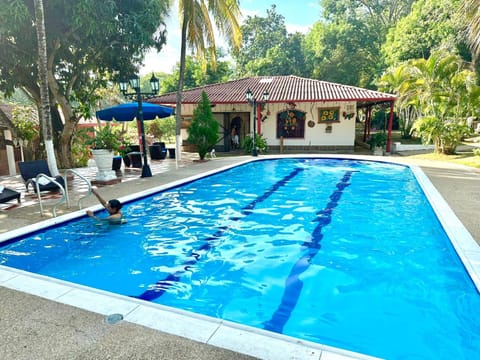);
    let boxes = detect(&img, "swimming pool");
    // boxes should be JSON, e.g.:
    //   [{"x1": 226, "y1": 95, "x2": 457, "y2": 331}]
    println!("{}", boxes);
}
[{"x1": 1, "y1": 157, "x2": 479, "y2": 359}]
